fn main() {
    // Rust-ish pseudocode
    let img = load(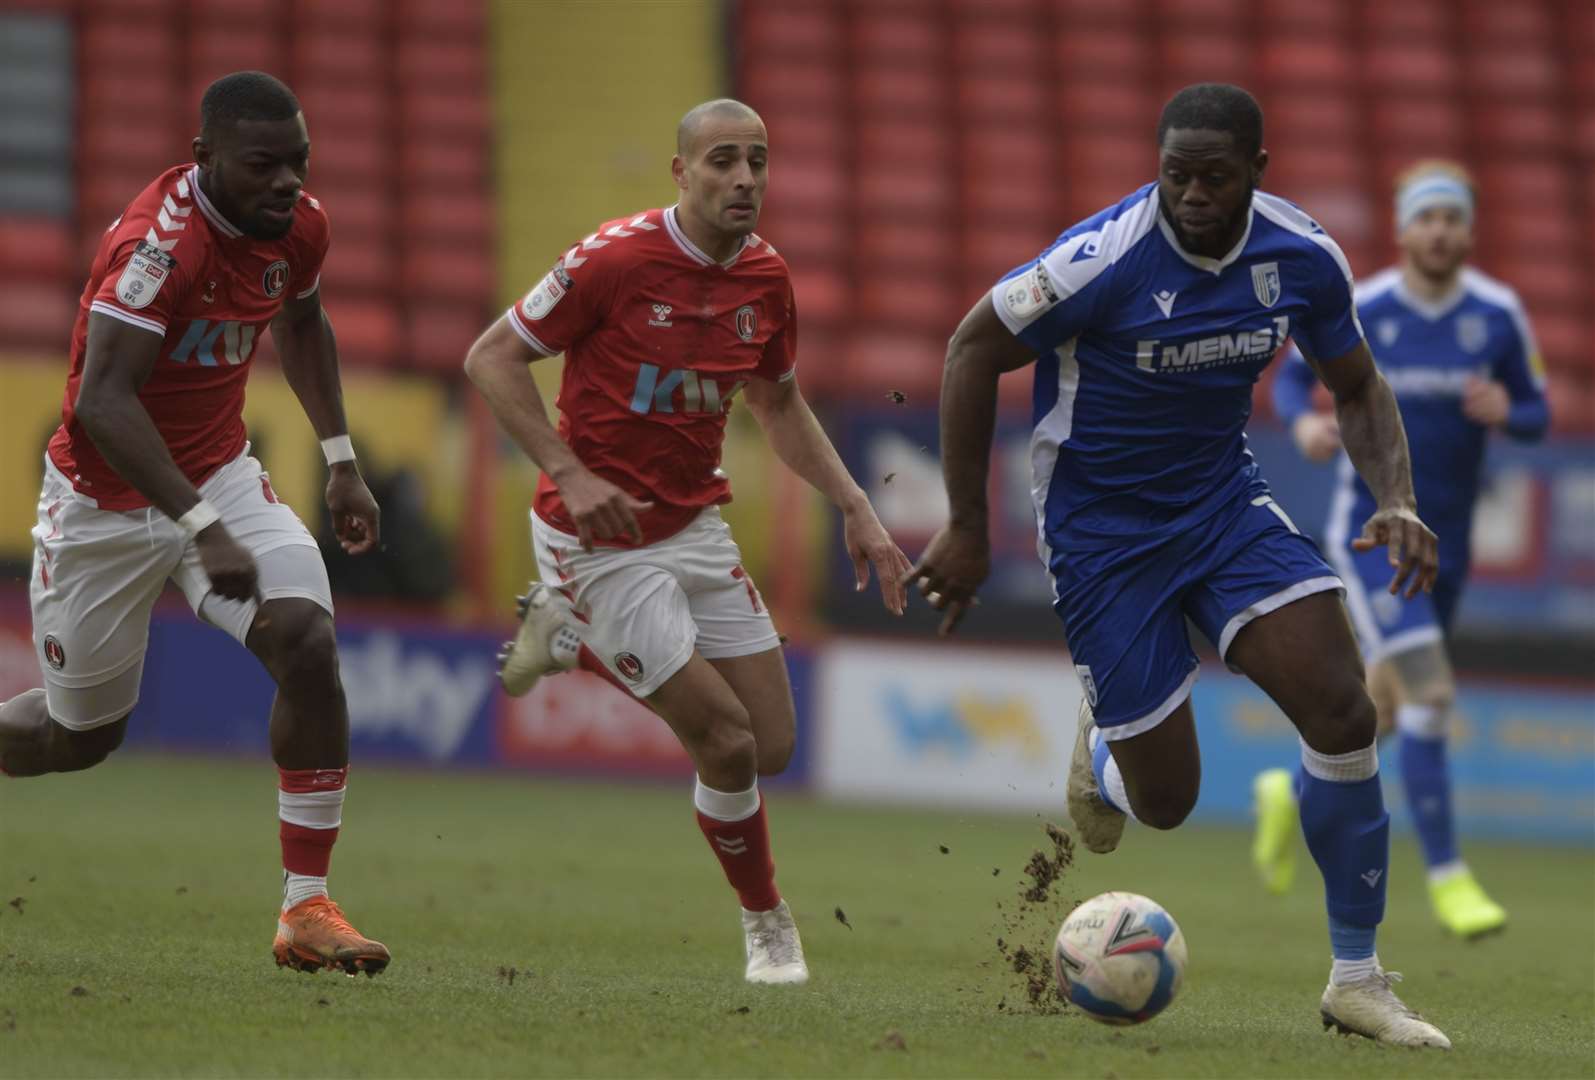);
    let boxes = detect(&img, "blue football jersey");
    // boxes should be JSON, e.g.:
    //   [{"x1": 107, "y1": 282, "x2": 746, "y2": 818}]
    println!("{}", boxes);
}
[
  {"x1": 1274, "y1": 266, "x2": 1550, "y2": 574},
  {"x1": 994, "y1": 184, "x2": 1364, "y2": 559}
]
